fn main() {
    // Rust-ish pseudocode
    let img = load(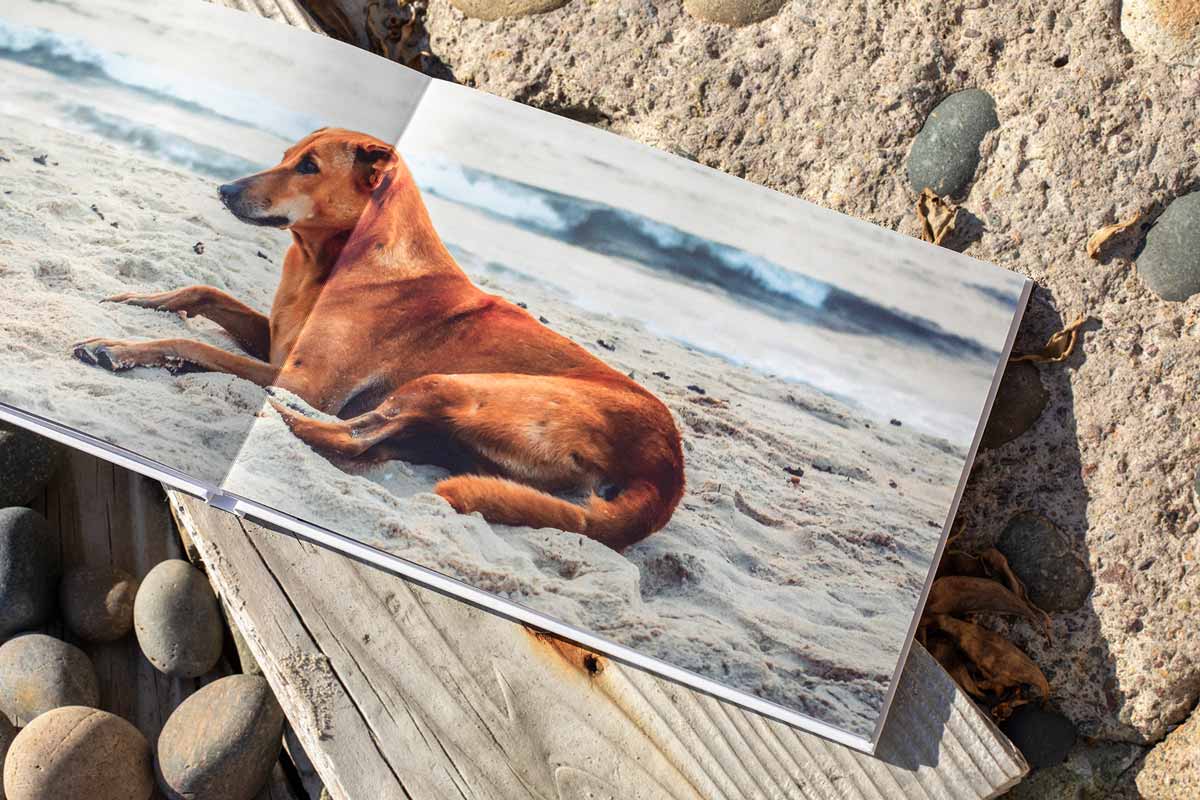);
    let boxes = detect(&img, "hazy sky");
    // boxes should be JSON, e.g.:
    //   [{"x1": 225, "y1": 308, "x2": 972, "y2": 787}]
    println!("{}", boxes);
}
[
  {"x1": 402, "y1": 82, "x2": 1028, "y2": 353},
  {"x1": 1, "y1": 0, "x2": 426, "y2": 142}
]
